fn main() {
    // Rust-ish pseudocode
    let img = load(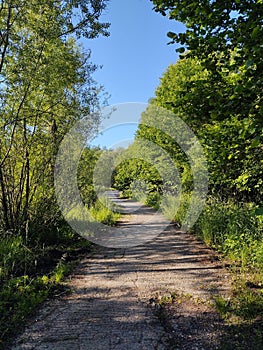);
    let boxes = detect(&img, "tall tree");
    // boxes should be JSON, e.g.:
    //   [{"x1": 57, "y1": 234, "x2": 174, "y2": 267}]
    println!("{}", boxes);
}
[
  {"x1": 142, "y1": 57, "x2": 263, "y2": 203},
  {"x1": 151, "y1": 0, "x2": 263, "y2": 123},
  {"x1": 0, "y1": 0, "x2": 109, "y2": 235},
  {"x1": 150, "y1": 0, "x2": 263, "y2": 203}
]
